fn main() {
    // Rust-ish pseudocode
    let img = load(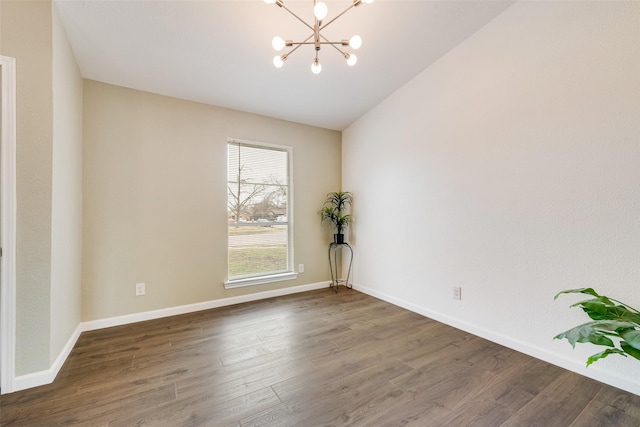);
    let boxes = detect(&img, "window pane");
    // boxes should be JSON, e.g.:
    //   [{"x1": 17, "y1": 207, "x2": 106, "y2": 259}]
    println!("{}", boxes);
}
[
  {"x1": 228, "y1": 224, "x2": 288, "y2": 278},
  {"x1": 227, "y1": 139, "x2": 291, "y2": 281}
]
